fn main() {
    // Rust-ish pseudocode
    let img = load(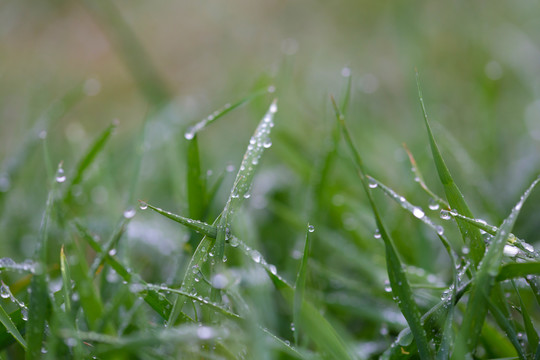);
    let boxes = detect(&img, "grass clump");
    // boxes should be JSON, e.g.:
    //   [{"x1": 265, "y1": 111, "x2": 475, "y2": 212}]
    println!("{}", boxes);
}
[{"x1": 0, "y1": 62, "x2": 539, "y2": 360}]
